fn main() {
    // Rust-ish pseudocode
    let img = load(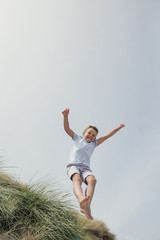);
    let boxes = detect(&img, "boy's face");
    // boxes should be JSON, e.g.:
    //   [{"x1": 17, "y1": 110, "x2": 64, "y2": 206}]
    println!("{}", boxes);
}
[{"x1": 83, "y1": 128, "x2": 97, "y2": 142}]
